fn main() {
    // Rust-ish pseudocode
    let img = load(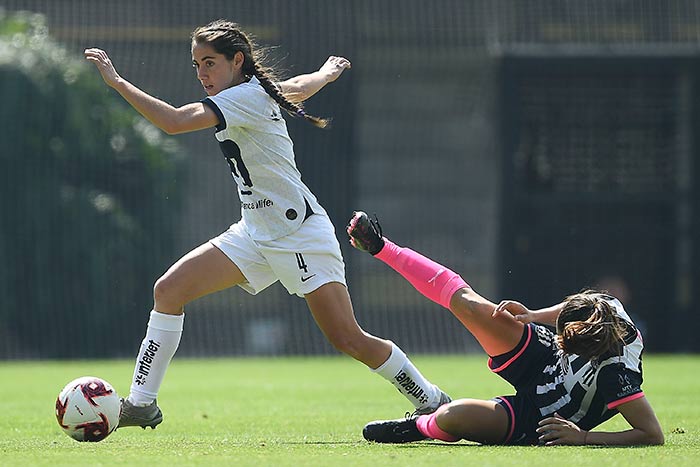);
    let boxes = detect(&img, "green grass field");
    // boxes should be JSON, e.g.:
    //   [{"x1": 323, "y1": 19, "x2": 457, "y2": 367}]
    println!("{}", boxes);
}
[{"x1": 0, "y1": 355, "x2": 698, "y2": 466}]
